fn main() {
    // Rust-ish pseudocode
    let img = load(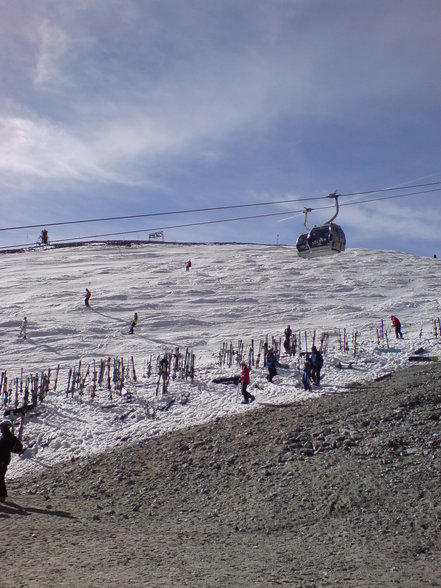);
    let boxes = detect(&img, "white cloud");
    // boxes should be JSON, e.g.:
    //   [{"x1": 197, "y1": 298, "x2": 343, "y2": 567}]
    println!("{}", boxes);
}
[
  {"x1": 0, "y1": 116, "x2": 139, "y2": 186},
  {"x1": 343, "y1": 199, "x2": 441, "y2": 244},
  {"x1": 33, "y1": 20, "x2": 70, "y2": 86}
]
